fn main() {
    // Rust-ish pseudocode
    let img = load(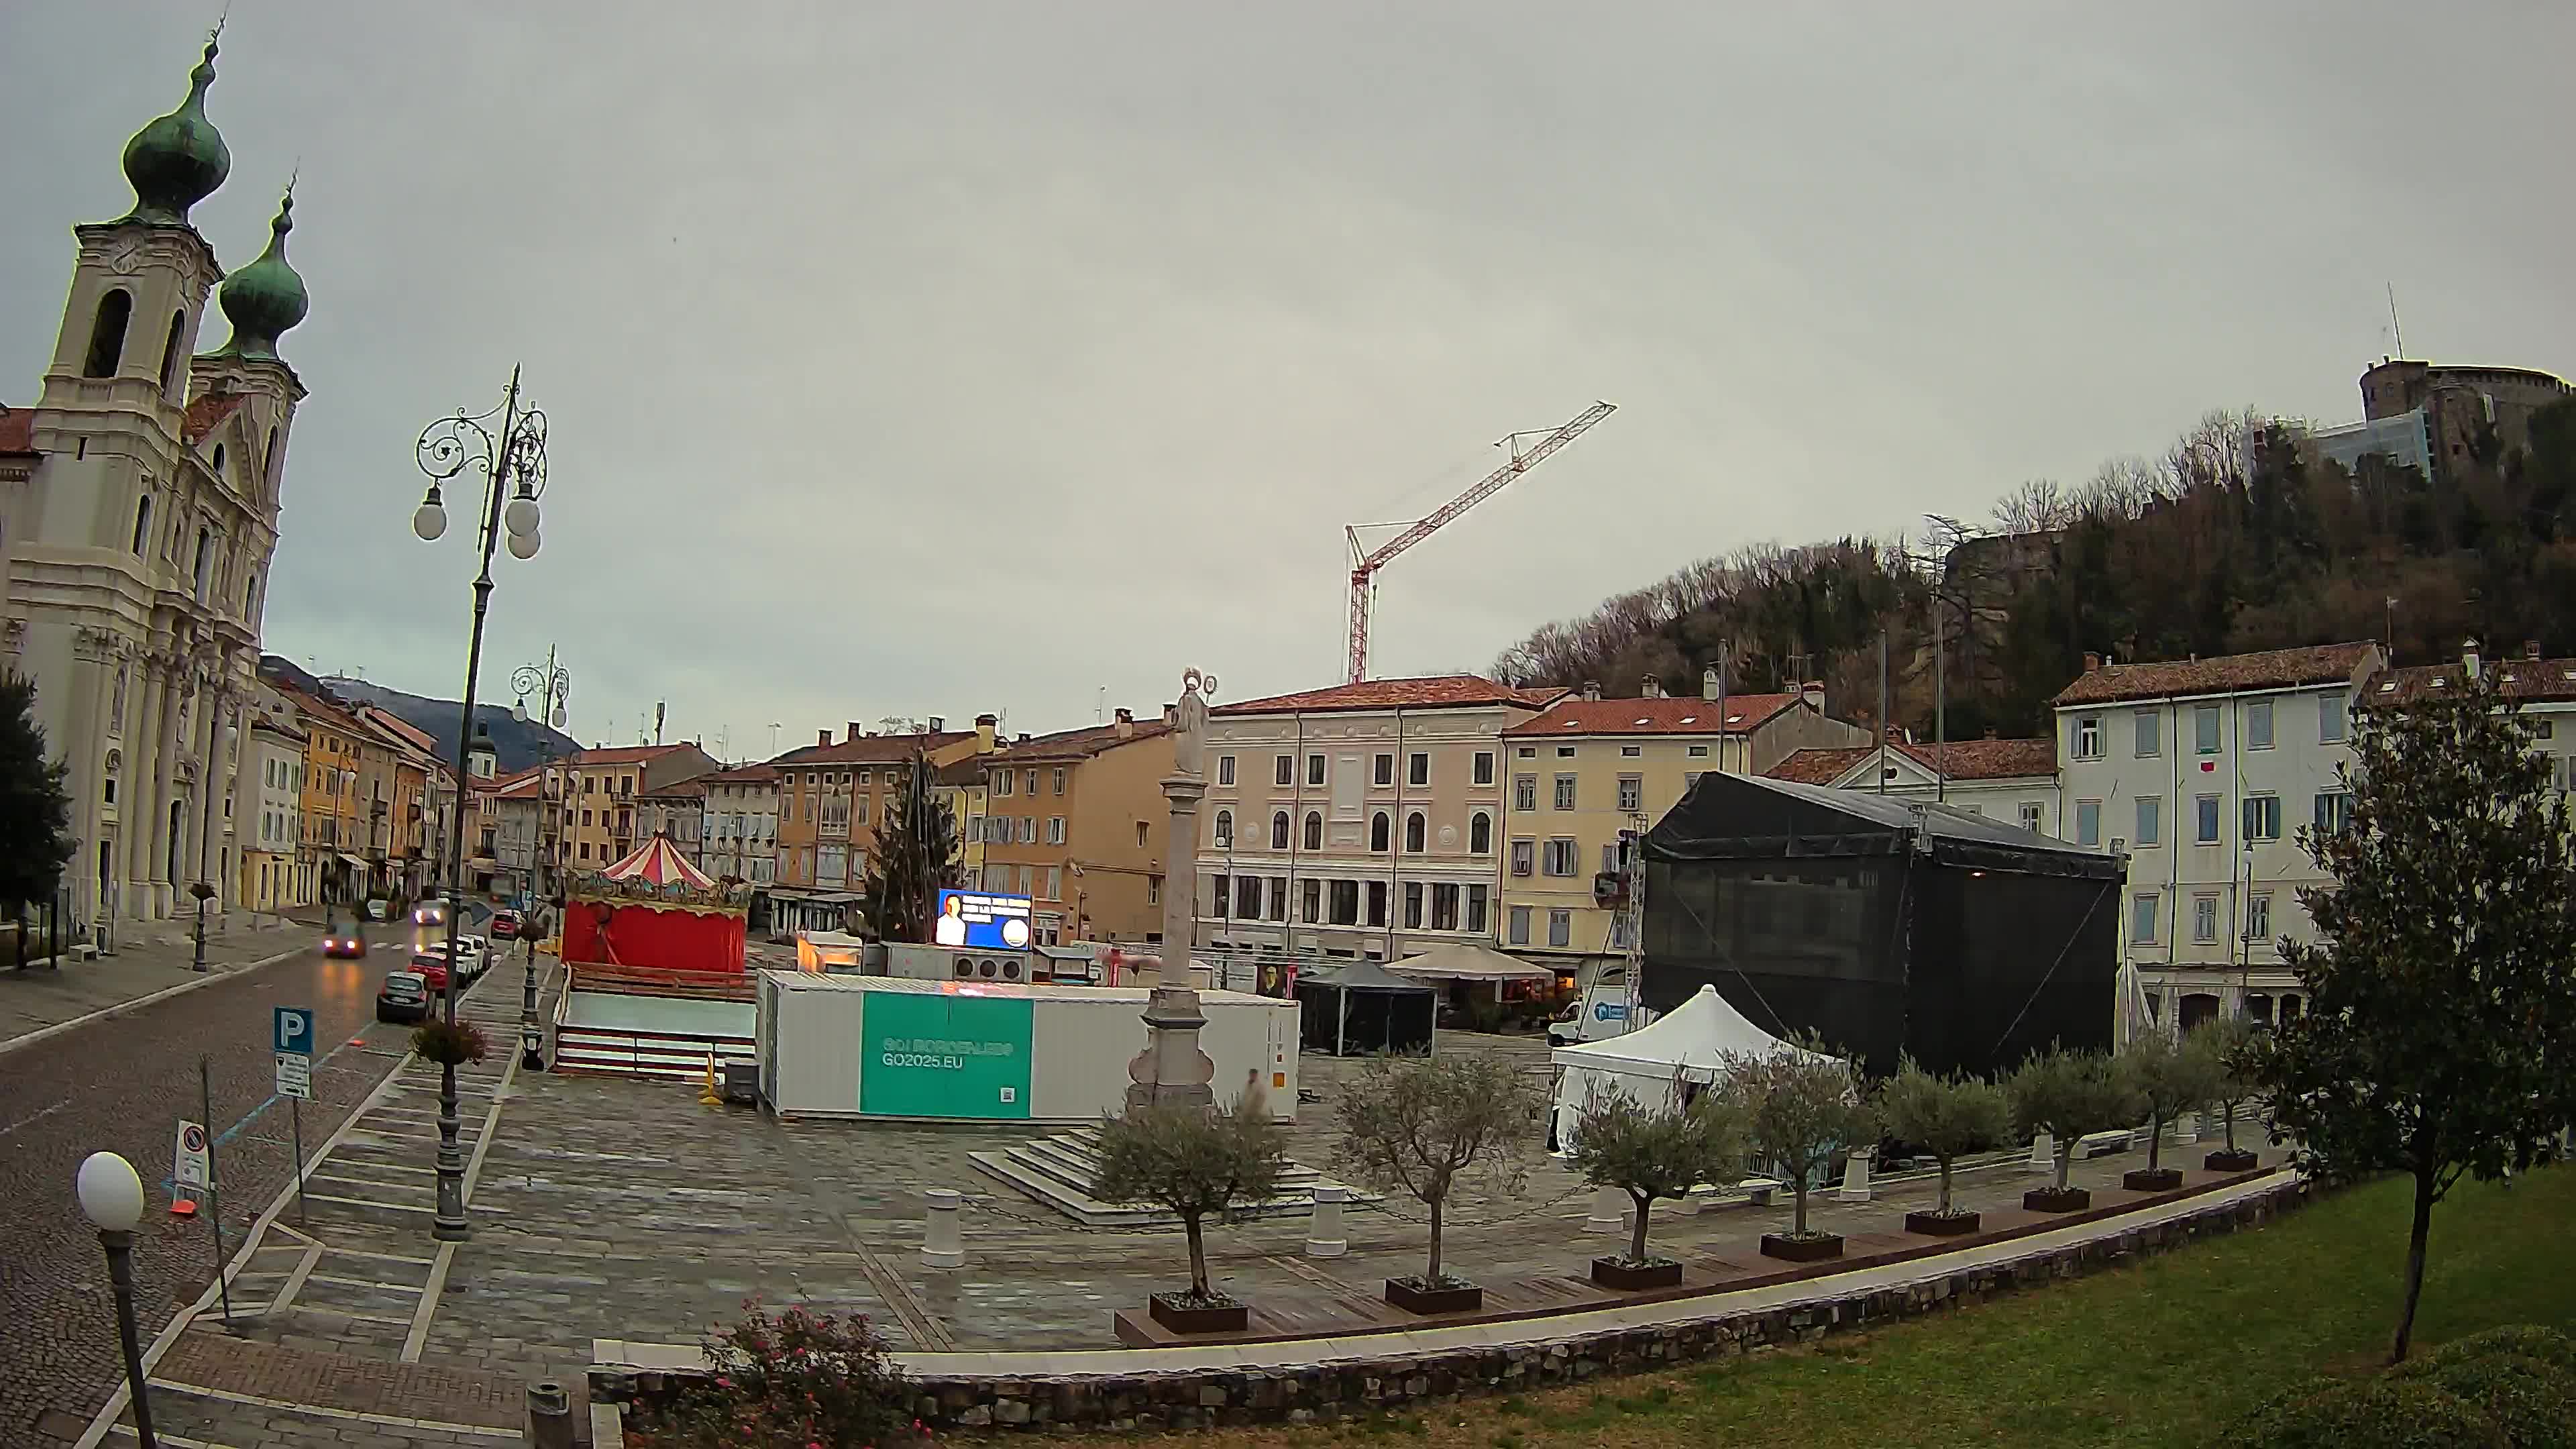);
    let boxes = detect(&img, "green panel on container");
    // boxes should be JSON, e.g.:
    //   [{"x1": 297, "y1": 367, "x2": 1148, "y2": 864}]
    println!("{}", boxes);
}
[{"x1": 860, "y1": 991, "x2": 1034, "y2": 1119}]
